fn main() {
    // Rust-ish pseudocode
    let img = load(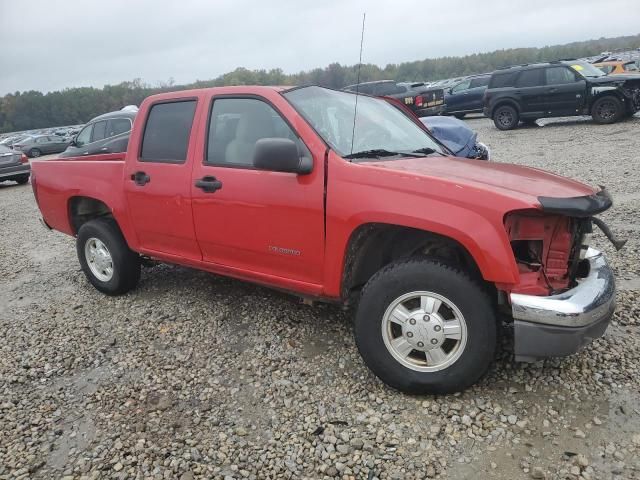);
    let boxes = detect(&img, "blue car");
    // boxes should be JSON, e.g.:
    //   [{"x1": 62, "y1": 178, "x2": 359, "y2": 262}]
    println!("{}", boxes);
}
[{"x1": 443, "y1": 74, "x2": 491, "y2": 118}]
